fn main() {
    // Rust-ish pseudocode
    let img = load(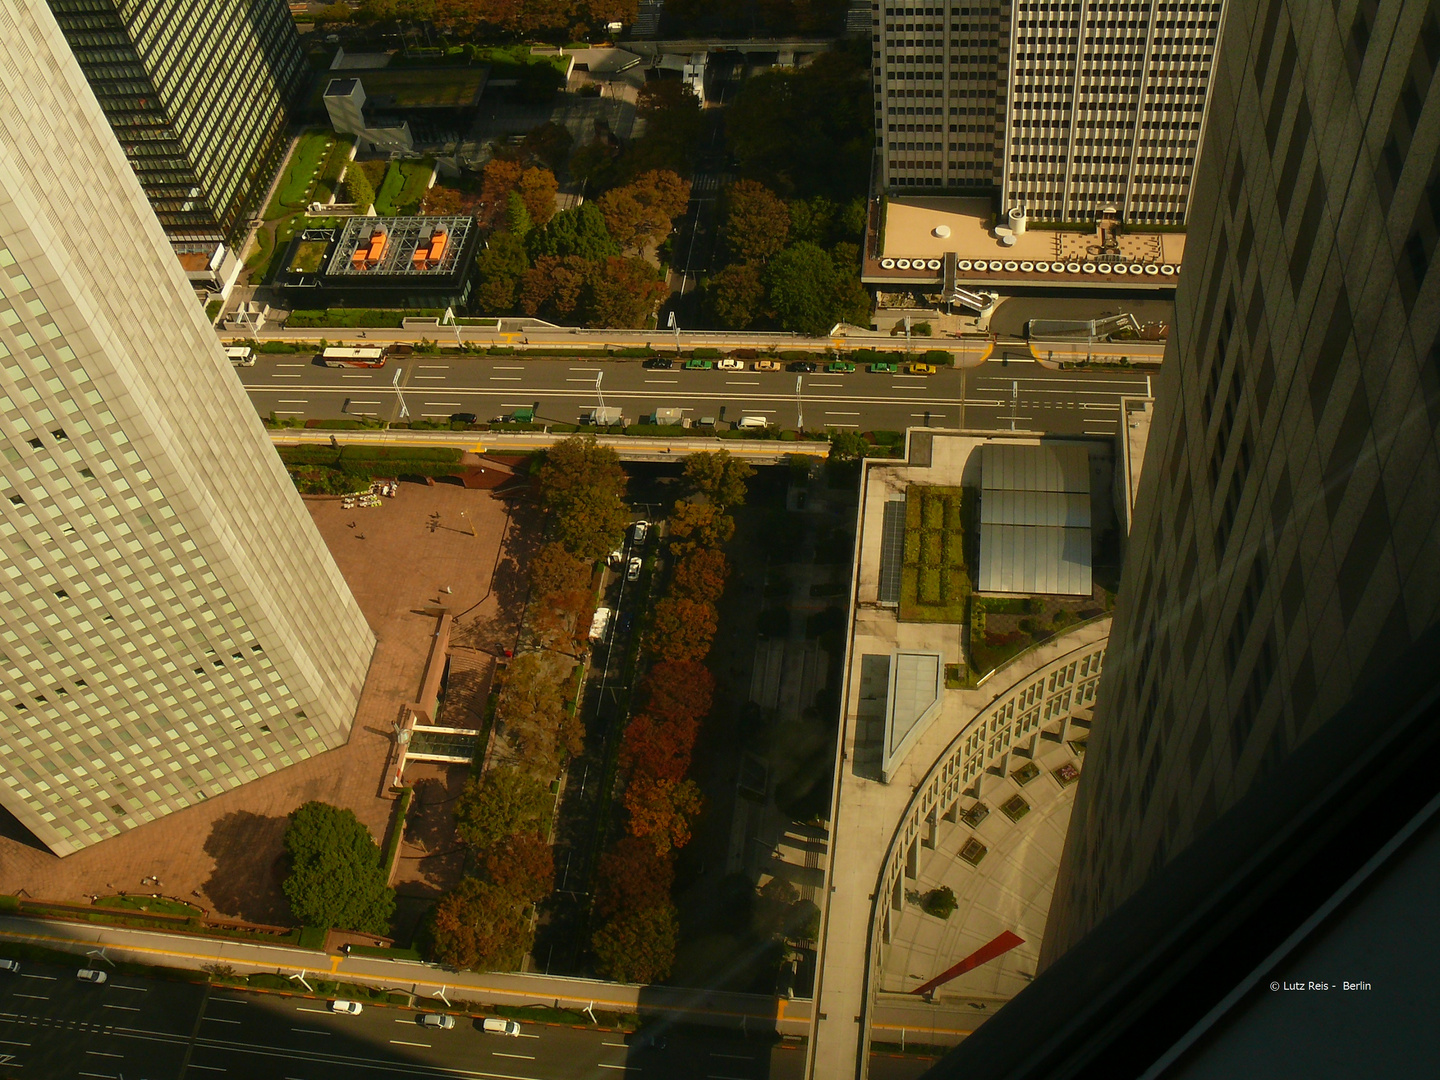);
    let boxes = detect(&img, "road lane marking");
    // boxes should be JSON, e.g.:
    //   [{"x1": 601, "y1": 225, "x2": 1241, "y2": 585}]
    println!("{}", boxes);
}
[
  {"x1": 566, "y1": 377, "x2": 599, "y2": 382},
  {"x1": 278, "y1": 399, "x2": 308, "y2": 403},
  {"x1": 210, "y1": 997, "x2": 249, "y2": 1003},
  {"x1": 710, "y1": 1053, "x2": 753, "y2": 1059},
  {"x1": 725, "y1": 380, "x2": 759, "y2": 385},
  {"x1": 597, "y1": 1066, "x2": 632, "y2": 1071},
  {"x1": 418, "y1": 365, "x2": 449, "y2": 369},
  {"x1": 110, "y1": 984, "x2": 146, "y2": 993},
  {"x1": 277, "y1": 363, "x2": 306, "y2": 367},
  {"x1": 11, "y1": 993, "x2": 47, "y2": 1000},
  {"x1": 824, "y1": 411, "x2": 859, "y2": 415},
  {"x1": 491, "y1": 1051, "x2": 533, "y2": 1059},
  {"x1": 414, "y1": 376, "x2": 447, "y2": 380},
  {"x1": 391, "y1": 1039, "x2": 432, "y2": 1047},
  {"x1": 340, "y1": 374, "x2": 374, "y2": 379},
  {"x1": 493, "y1": 366, "x2": 524, "y2": 370},
  {"x1": 290, "y1": 1026, "x2": 332, "y2": 1034},
  {"x1": 78, "y1": 1073, "x2": 116, "y2": 1079},
  {"x1": 295, "y1": 1007, "x2": 334, "y2": 1014},
  {"x1": 489, "y1": 376, "x2": 523, "y2": 381},
  {"x1": 85, "y1": 1050, "x2": 123, "y2": 1057},
  {"x1": 17, "y1": 974, "x2": 54, "y2": 981},
  {"x1": 602, "y1": 1041, "x2": 628, "y2": 1047},
  {"x1": 644, "y1": 379, "x2": 679, "y2": 384},
  {"x1": 202, "y1": 1016, "x2": 241, "y2": 1024},
  {"x1": 188, "y1": 1066, "x2": 226, "y2": 1073},
  {"x1": 101, "y1": 1004, "x2": 140, "y2": 1011},
  {"x1": 424, "y1": 402, "x2": 464, "y2": 407},
  {"x1": 0, "y1": 1039, "x2": 30, "y2": 1046},
  {"x1": 517, "y1": 1031, "x2": 541, "y2": 1037}
]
